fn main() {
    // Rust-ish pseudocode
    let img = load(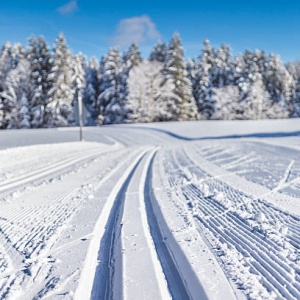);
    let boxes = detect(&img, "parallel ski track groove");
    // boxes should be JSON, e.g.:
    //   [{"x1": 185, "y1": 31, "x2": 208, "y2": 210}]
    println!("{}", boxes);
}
[
  {"x1": 162, "y1": 146, "x2": 300, "y2": 299},
  {"x1": 91, "y1": 153, "x2": 147, "y2": 300},
  {"x1": 144, "y1": 153, "x2": 193, "y2": 300},
  {"x1": 0, "y1": 148, "x2": 133, "y2": 299}
]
